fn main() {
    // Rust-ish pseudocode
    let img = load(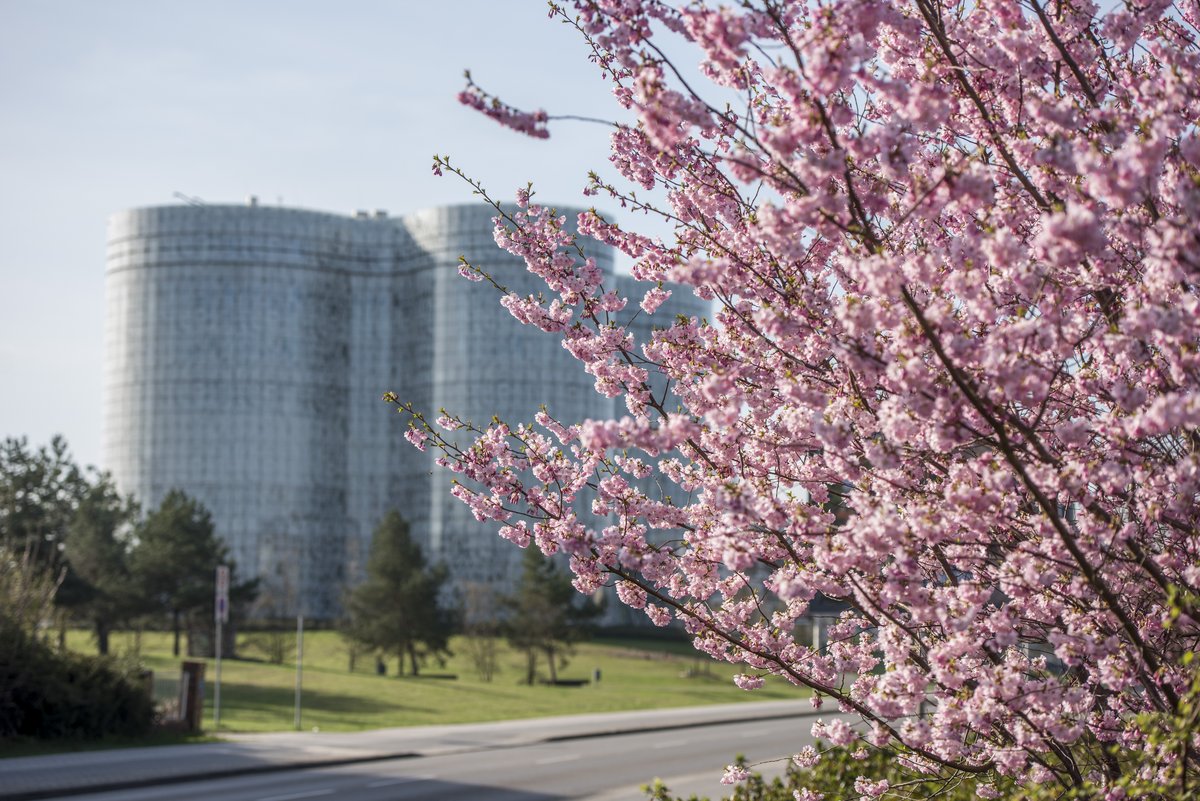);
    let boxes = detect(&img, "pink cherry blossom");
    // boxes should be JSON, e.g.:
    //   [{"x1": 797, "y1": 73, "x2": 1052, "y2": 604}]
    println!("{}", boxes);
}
[
  {"x1": 401, "y1": 0, "x2": 1200, "y2": 796},
  {"x1": 721, "y1": 764, "x2": 752, "y2": 785},
  {"x1": 733, "y1": 673, "x2": 765, "y2": 690},
  {"x1": 457, "y1": 71, "x2": 549, "y2": 139}
]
